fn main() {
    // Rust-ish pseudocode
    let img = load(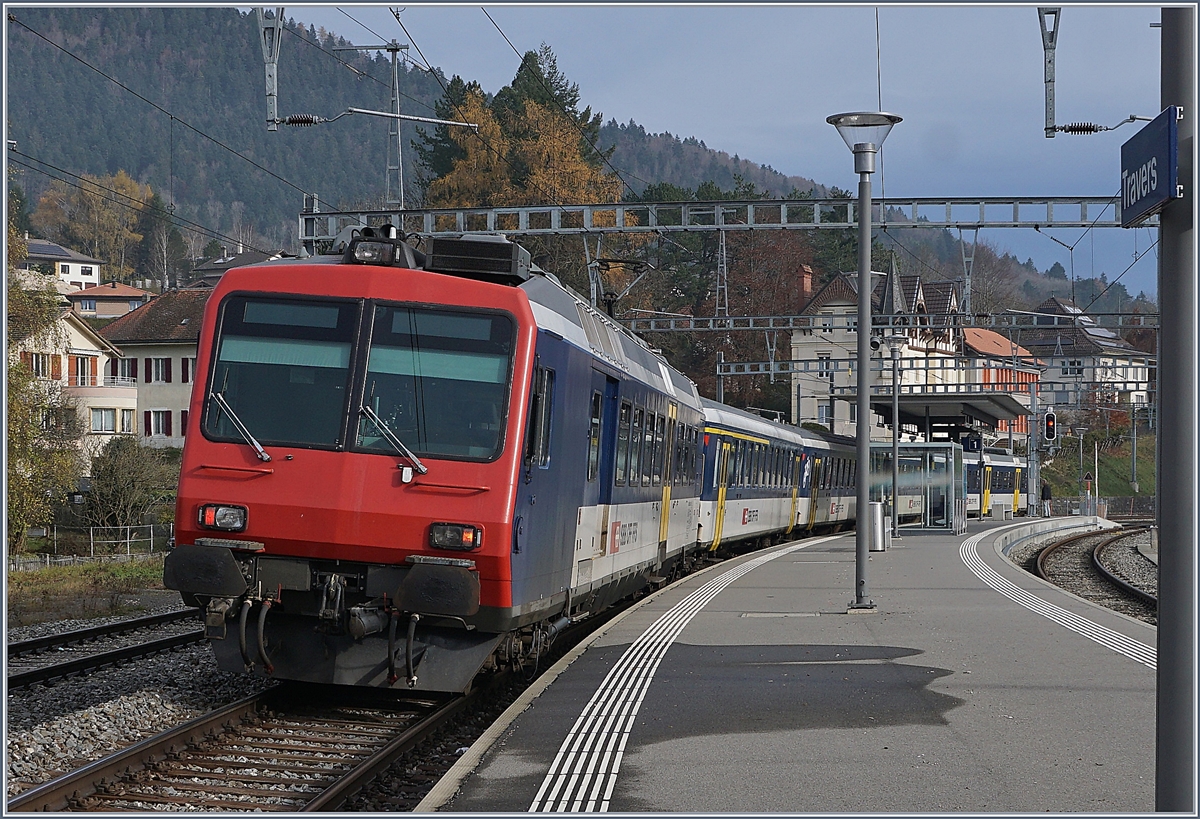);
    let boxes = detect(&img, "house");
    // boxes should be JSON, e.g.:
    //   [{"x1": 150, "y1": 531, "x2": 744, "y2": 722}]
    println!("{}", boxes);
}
[
  {"x1": 962, "y1": 328, "x2": 1040, "y2": 440},
  {"x1": 789, "y1": 269, "x2": 963, "y2": 437},
  {"x1": 1008, "y1": 297, "x2": 1153, "y2": 411},
  {"x1": 11, "y1": 302, "x2": 138, "y2": 459},
  {"x1": 66, "y1": 281, "x2": 153, "y2": 320},
  {"x1": 98, "y1": 288, "x2": 212, "y2": 449},
  {"x1": 18, "y1": 236, "x2": 105, "y2": 290},
  {"x1": 188, "y1": 246, "x2": 277, "y2": 288}
]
